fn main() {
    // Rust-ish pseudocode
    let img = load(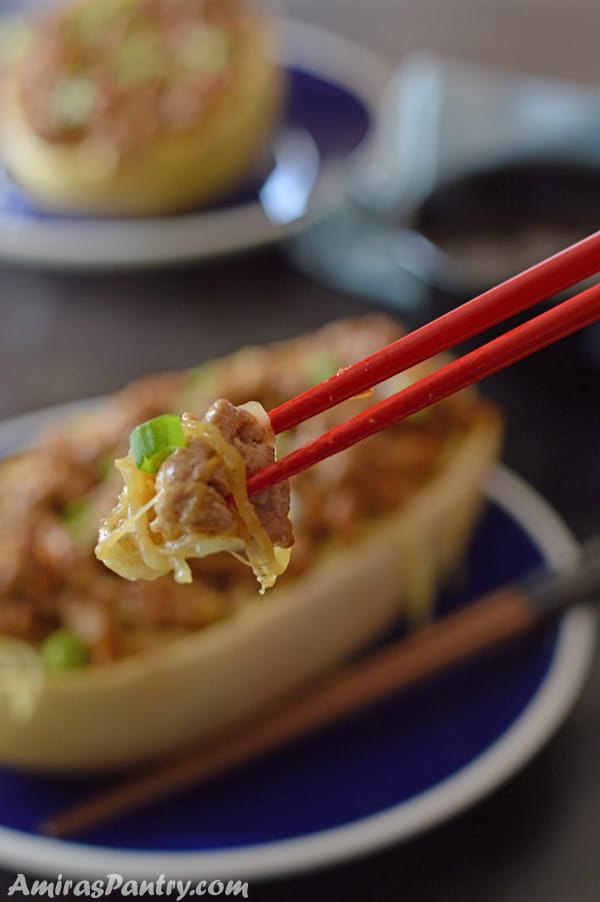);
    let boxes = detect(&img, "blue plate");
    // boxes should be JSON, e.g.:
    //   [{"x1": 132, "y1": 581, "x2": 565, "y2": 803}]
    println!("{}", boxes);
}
[
  {"x1": 0, "y1": 19, "x2": 391, "y2": 268},
  {"x1": 0, "y1": 445, "x2": 593, "y2": 878}
]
